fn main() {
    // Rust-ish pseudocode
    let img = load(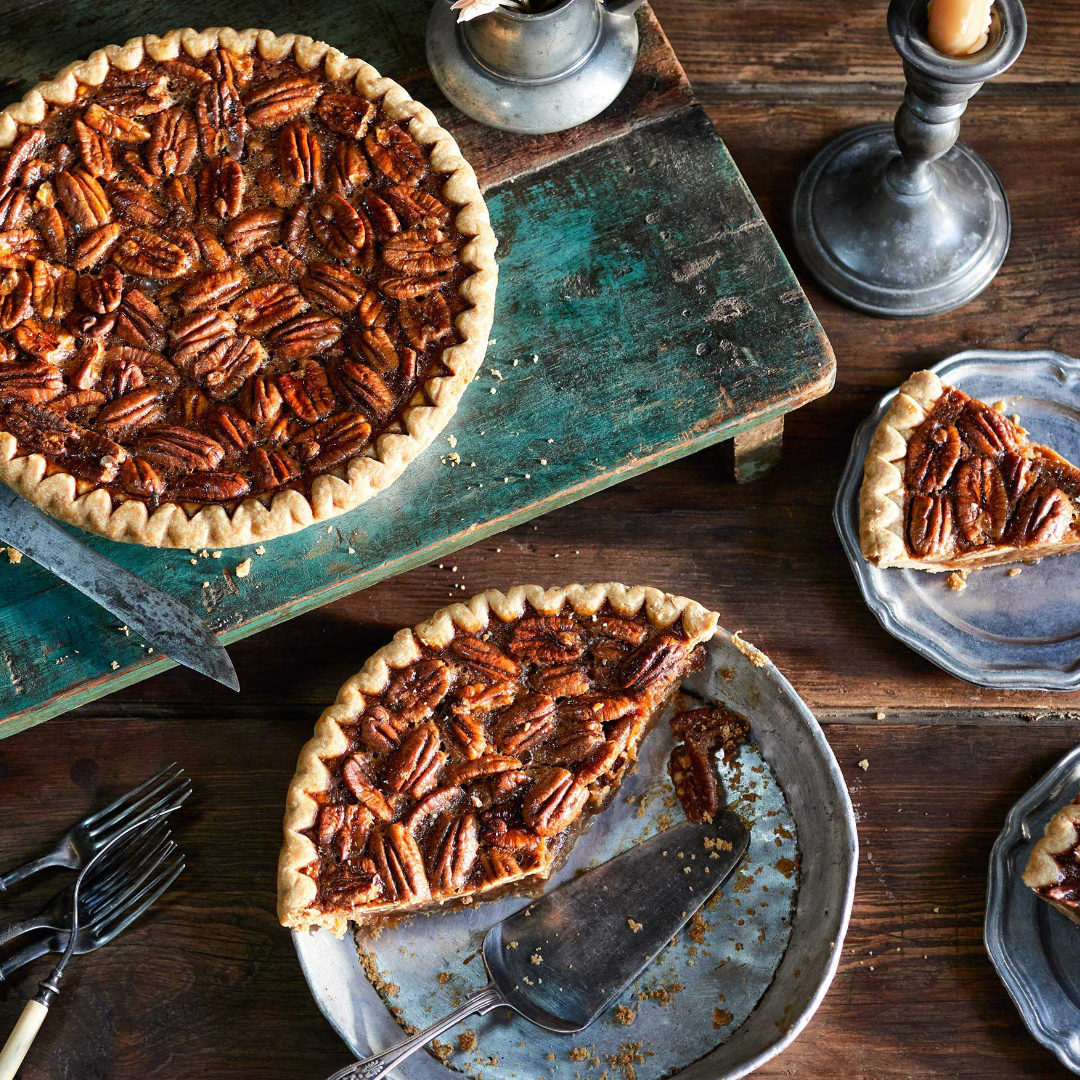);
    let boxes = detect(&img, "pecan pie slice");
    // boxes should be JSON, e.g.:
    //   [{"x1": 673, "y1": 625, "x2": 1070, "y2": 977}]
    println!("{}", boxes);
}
[
  {"x1": 277, "y1": 583, "x2": 720, "y2": 933},
  {"x1": 0, "y1": 29, "x2": 496, "y2": 548},
  {"x1": 860, "y1": 370, "x2": 1080, "y2": 570},
  {"x1": 1023, "y1": 795, "x2": 1080, "y2": 925}
]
